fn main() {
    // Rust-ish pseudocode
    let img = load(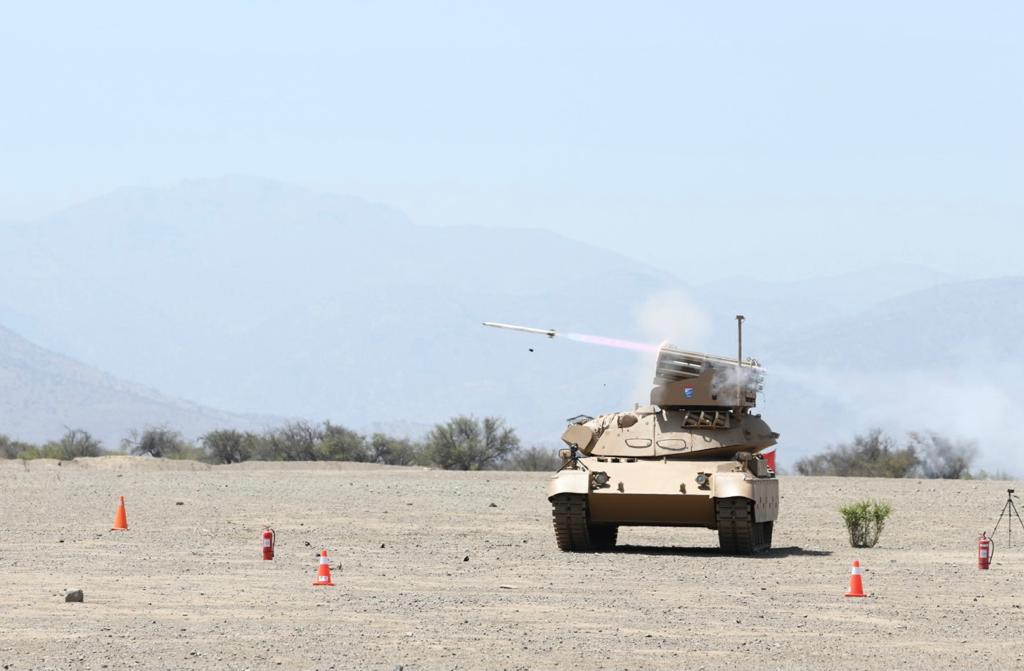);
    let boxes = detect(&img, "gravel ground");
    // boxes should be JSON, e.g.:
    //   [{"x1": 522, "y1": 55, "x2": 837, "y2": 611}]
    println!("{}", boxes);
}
[{"x1": 1, "y1": 456, "x2": 1023, "y2": 670}]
